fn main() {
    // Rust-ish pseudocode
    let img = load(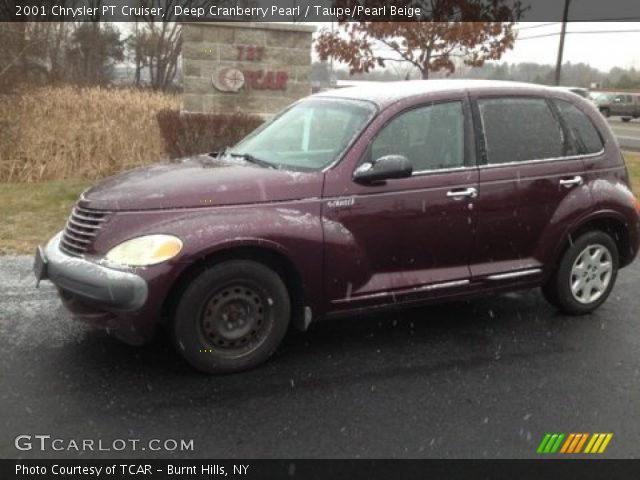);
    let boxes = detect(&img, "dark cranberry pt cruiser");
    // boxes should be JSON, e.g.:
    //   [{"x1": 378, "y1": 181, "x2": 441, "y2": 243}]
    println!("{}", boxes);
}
[{"x1": 34, "y1": 80, "x2": 640, "y2": 373}]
